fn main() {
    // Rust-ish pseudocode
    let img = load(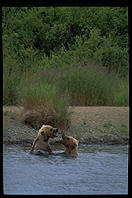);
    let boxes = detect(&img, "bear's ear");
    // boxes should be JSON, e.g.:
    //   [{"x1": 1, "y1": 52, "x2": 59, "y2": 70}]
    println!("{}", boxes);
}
[
  {"x1": 39, "y1": 124, "x2": 45, "y2": 131},
  {"x1": 76, "y1": 139, "x2": 79, "y2": 144}
]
